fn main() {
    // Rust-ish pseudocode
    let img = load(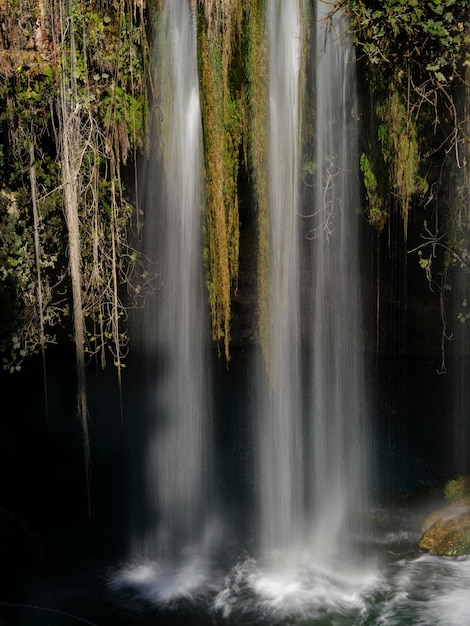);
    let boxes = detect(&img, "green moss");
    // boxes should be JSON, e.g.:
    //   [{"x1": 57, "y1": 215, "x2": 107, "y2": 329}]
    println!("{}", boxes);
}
[
  {"x1": 444, "y1": 476, "x2": 470, "y2": 505},
  {"x1": 340, "y1": 0, "x2": 469, "y2": 243},
  {"x1": 376, "y1": 86, "x2": 421, "y2": 238},
  {"x1": 360, "y1": 152, "x2": 387, "y2": 232},
  {"x1": 198, "y1": 1, "x2": 245, "y2": 361}
]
